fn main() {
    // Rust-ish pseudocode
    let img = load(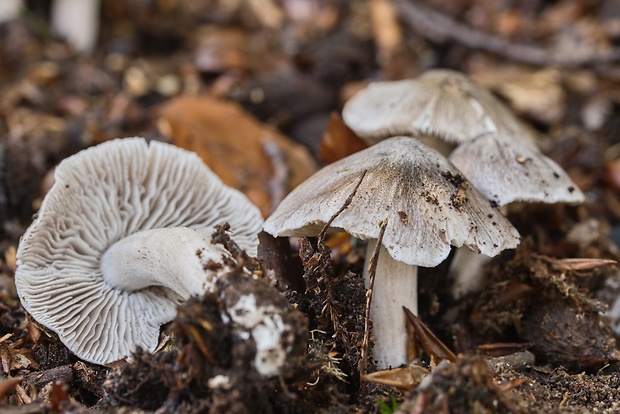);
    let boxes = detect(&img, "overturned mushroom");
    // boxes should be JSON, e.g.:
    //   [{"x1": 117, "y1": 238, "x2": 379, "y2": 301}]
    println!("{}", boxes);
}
[
  {"x1": 342, "y1": 69, "x2": 584, "y2": 206},
  {"x1": 15, "y1": 138, "x2": 264, "y2": 365},
  {"x1": 264, "y1": 137, "x2": 520, "y2": 369}
]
